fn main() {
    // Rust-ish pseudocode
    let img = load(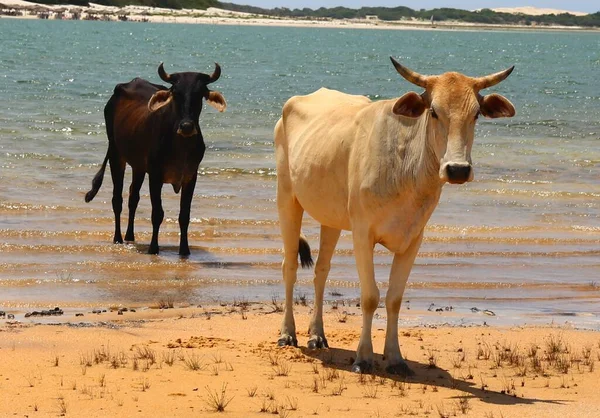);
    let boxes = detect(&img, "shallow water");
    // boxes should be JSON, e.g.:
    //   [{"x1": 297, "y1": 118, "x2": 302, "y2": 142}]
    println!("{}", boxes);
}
[{"x1": 0, "y1": 20, "x2": 599, "y2": 328}]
